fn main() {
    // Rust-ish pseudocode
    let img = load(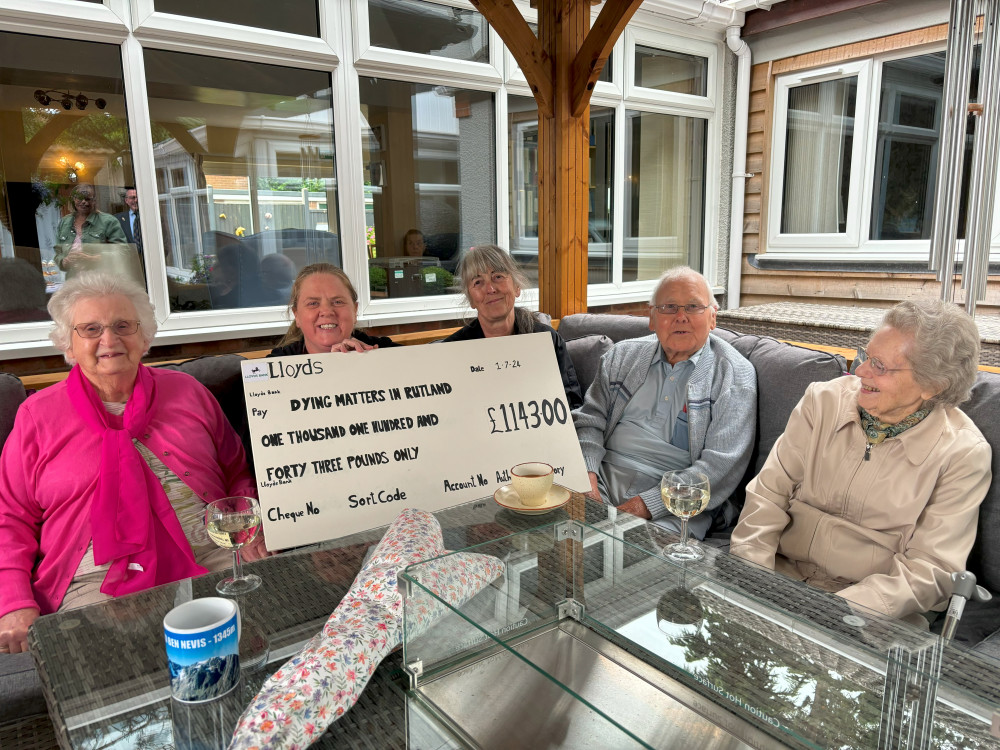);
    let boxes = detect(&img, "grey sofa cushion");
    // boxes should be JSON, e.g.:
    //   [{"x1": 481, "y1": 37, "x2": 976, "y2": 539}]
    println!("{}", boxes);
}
[
  {"x1": 942, "y1": 596, "x2": 1000, "y2": 649},
  {"x1": 565, "y1": 334, "x2": 614, "y2": 395},
  {"x1": 155, "y1": 354, "x2": 252, "y2": 473},
  {"x1": 713, "y1": 328, "x2": 847, "y2": 478},
  {"x1": 972, "y1": 613, "x2": 1000, "y2": 663},
  {"x1": 0, "y1": 652, "x2": 45, "y2": 722},
  {"x1": 0, "y1": 372, "x2": 26, "y2": 457},
  {"x1": 959, "y1": 371, "x2": 1000, "y2": 595},
  {"x1": 558, "y1": 313, "x2": 650, "y2": 343}
]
